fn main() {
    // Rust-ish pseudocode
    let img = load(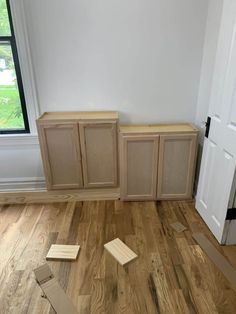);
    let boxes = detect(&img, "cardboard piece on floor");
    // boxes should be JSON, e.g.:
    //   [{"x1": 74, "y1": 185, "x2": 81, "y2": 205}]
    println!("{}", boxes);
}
[
  {"x1": 34, "y1": 264, "x2": 78, "y2": 314},
  {"x1": 192, "y1": 233, "x2": 236, "y2": 289},
  {"x1": 46, "y1": 244, "x2": 80, "y2": 261},
  {"x1": 170, "y1": 221, "x2": 187, "y2": 233},
  {"x1": 104, "y1": 238, "x2": 138, "y2": 266}
]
